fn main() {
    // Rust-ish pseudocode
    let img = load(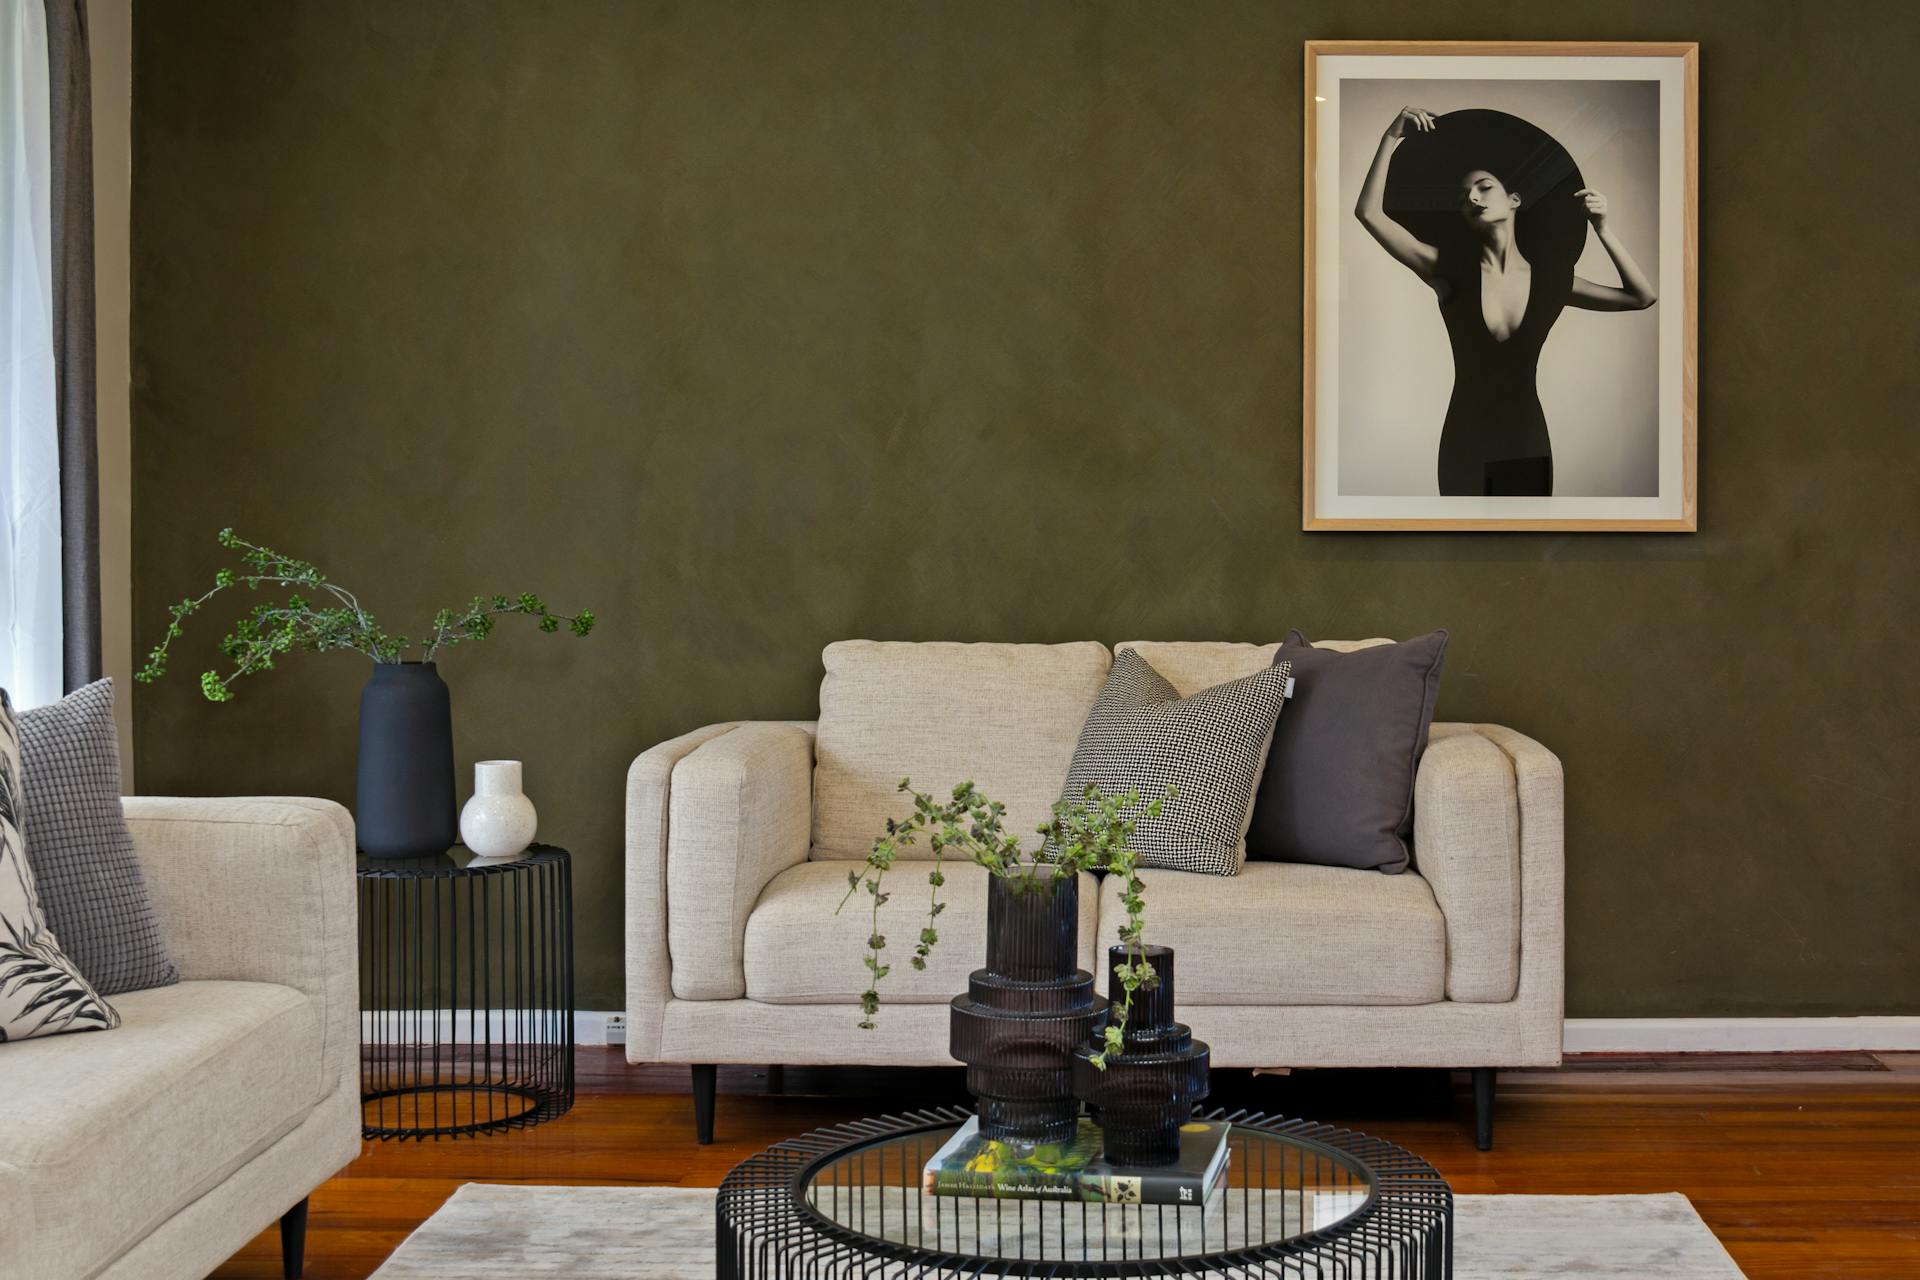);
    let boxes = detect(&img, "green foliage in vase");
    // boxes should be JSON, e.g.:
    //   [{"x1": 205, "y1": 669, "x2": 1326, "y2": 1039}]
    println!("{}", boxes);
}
[
  {"x1": 837, "y1": 778, "x2": 1173, "y2": 1070},
  {"x1": 136, "y1": 529, "x2": 595, "y2": 702}
]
